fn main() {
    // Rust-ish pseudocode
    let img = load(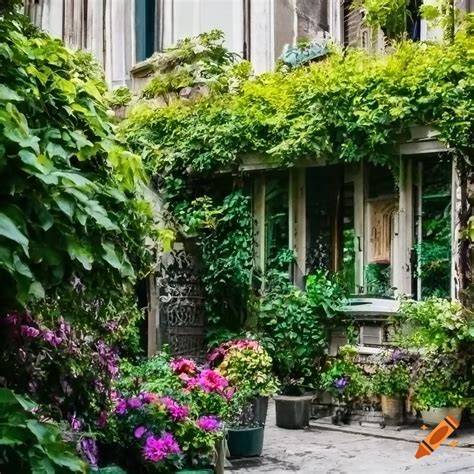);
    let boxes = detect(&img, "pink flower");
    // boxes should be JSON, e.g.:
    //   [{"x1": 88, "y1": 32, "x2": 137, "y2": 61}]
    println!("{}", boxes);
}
[
  {"x1": 197, "y1": 416, "x2": 221, "y2": 431},
  {"x1": 198, "y1": 369, "x2": 229, "y2": 393},
  {"x1": 134, "y1": 425, "x2": 147, "y2": 438},
  {"x1": 143, "y1": 432, "x2": 181, "y2": 463},
  {"x1": 223, "y1": 386, "x2": 235, "y2": 401},
  {"x1": 141, "y1": 392, "x2": 160, "y2": 404},
  {"x1": 20, "y1": 325, "x2": 41, "y2": 338},
  {"x1": 115, "y1": 399, "x2": 127, "y2": 415},
  {"x1": 170, "y1": 357, "x2": 197, "y2": 376},
  {"x1": 161, "y1": 396, "x2": 189, "y2": 421}
]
